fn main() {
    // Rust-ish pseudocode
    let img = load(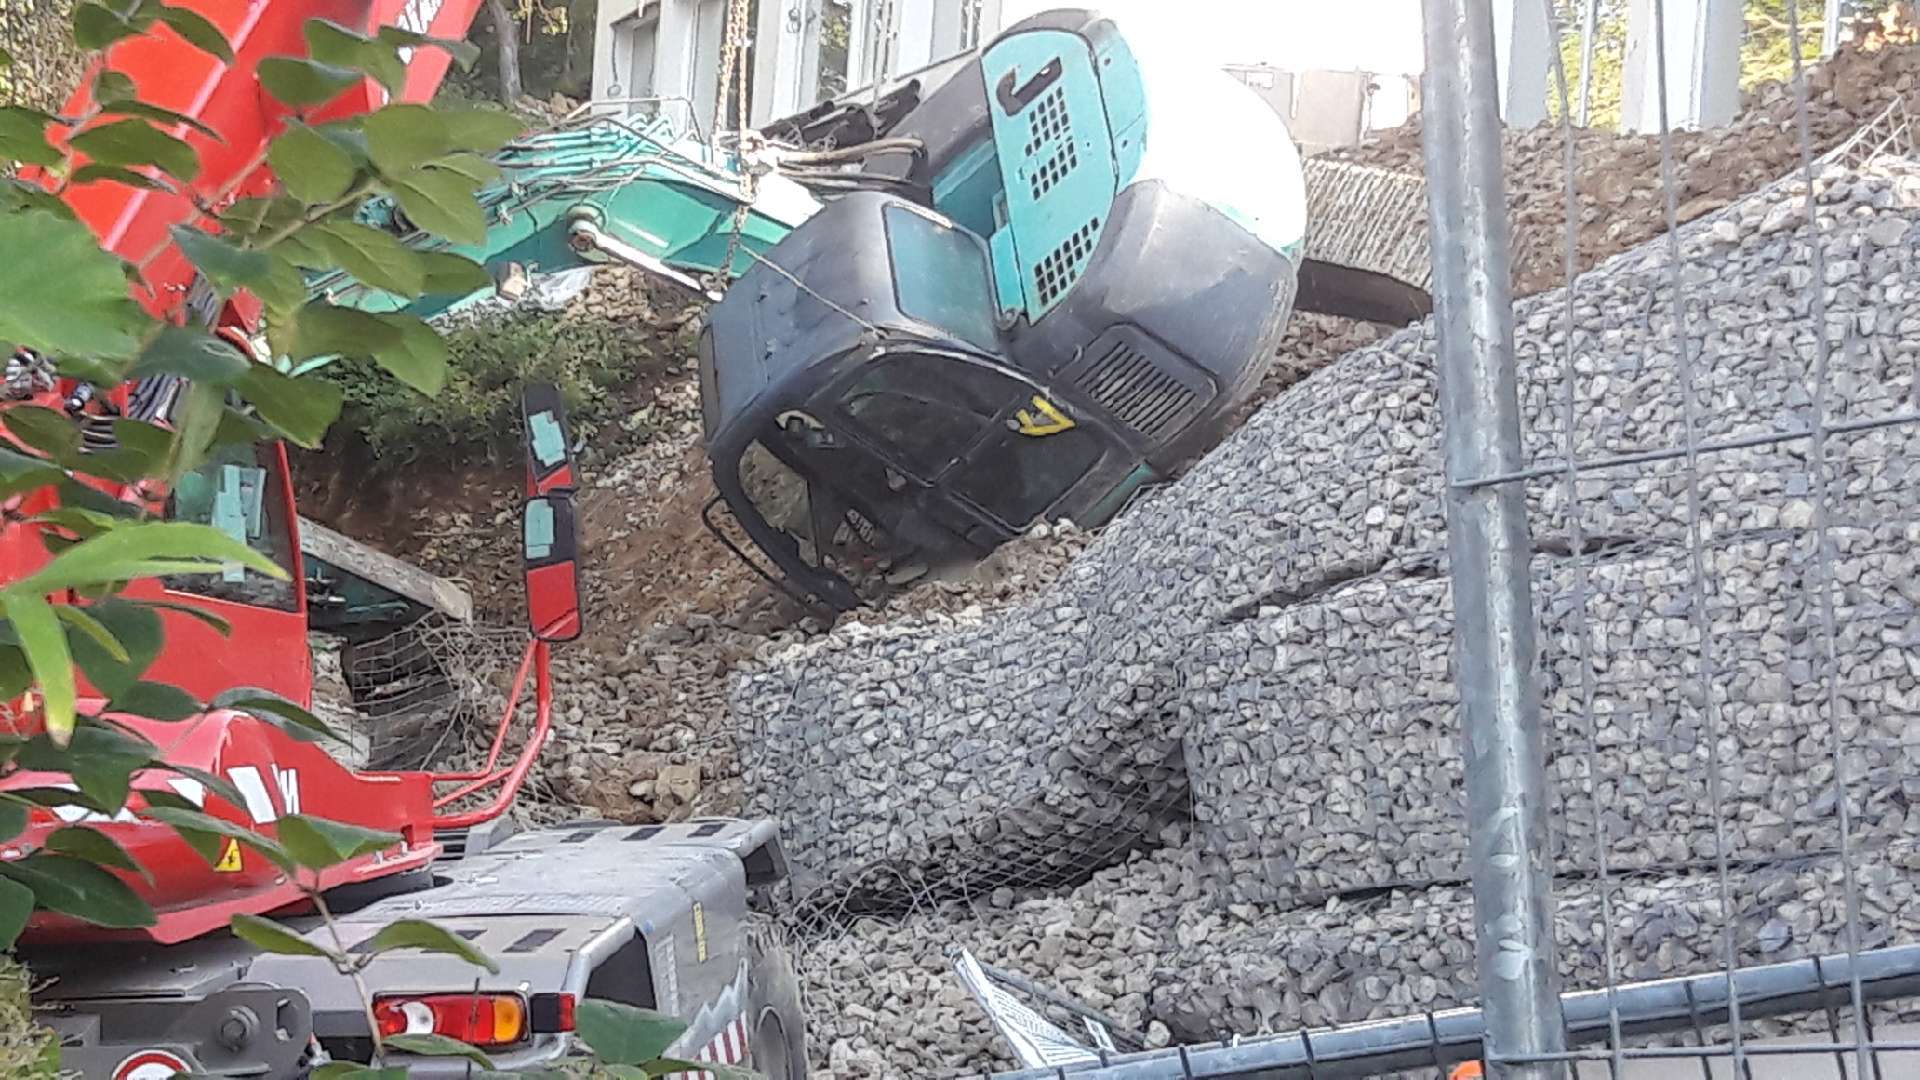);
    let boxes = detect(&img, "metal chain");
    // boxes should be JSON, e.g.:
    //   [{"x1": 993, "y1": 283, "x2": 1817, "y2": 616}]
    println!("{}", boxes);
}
[
  {"x1": 701, "y1": 0, "x2": 879, "y2": 341},
  {"x1": 710, "y1": 0, "x2": 757, "y2": 294}
]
